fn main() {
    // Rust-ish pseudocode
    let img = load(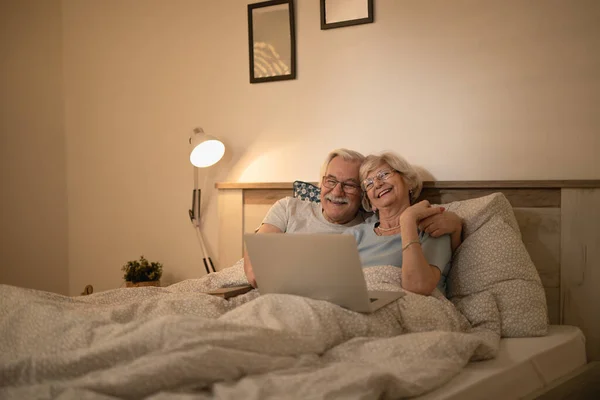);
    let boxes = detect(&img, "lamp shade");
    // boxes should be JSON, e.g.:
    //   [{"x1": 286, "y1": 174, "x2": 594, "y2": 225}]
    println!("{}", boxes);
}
[{"x1": 189, "y1": 127, "x2": 225, "y2": 168}]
